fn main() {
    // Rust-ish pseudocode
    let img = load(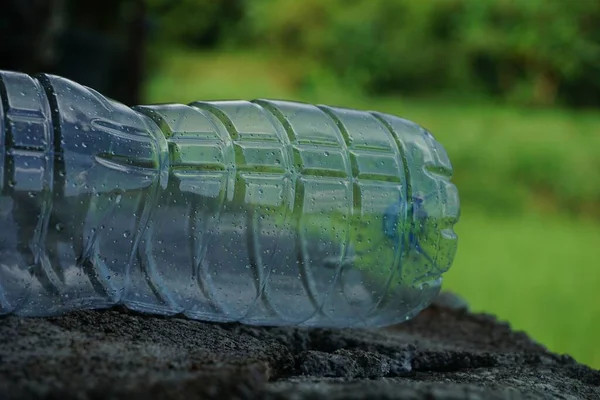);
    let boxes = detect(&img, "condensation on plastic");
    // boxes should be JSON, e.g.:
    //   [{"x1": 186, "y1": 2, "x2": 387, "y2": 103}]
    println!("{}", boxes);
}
[{"x1": 0, "y1": 70, "x2": 459, "y2": 327}]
